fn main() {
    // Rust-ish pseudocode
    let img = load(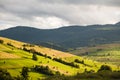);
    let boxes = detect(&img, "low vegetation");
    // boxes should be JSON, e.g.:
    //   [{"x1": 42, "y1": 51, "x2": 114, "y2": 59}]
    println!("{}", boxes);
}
[
  {"x1": 0, "y1": 39, "x2": 4, "y2": 44},
  {"x1": 53, "y1": 58, "x2": 79, "y2": 68},
  {"x1": 32, "y1": 53, "x2": 38, "y2": 61},
  {"x1": 70, "y1": 43, "x2": 120, "y2": 66},
  {"x1": 0, "y1": 37, "x2": 120, "y2": 80}
]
